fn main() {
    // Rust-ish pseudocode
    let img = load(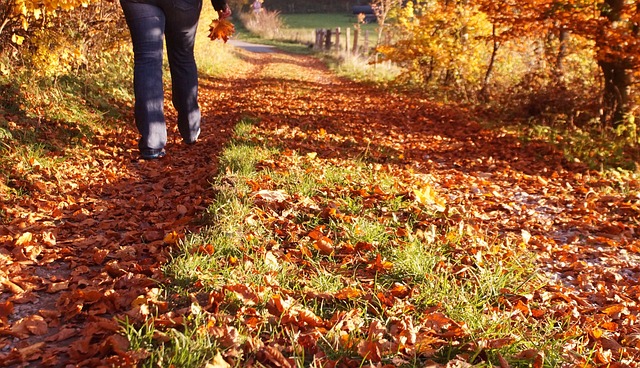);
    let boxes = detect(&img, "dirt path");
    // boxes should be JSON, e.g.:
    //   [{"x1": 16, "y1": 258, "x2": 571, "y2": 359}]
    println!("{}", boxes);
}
[{"x1": 1, "y1": 44, "x2": 638, "y2": 366}]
